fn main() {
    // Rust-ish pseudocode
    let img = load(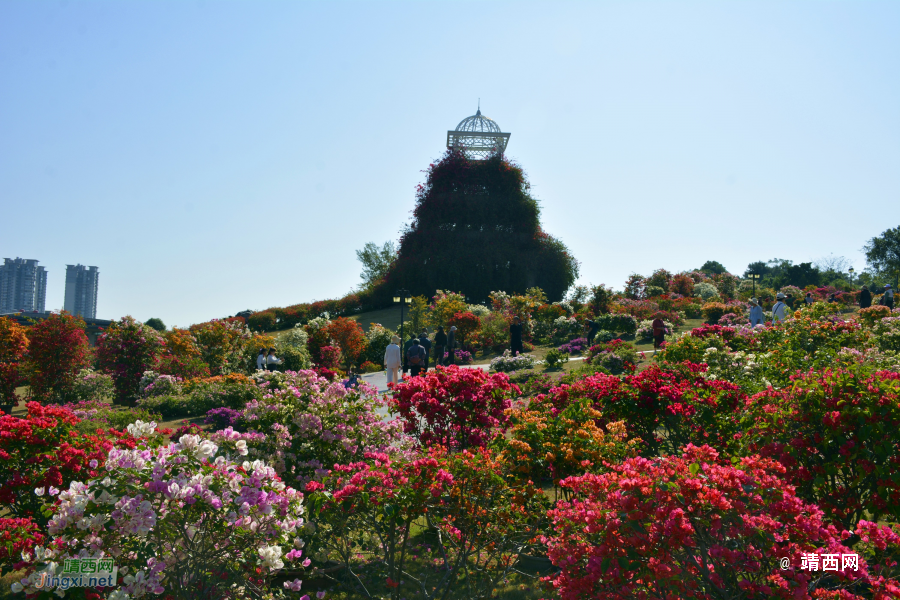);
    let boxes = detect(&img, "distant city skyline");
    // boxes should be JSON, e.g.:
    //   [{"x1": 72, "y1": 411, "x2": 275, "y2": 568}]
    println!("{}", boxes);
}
[
  {"x1": 2, "y1": 1, "x2": 897, "y2": 327},
  {"x1": 64, "y1": 264, "x2": 99, "y2": 319},
  {"x1": 0, "y1": 258, "x2": 47, "y2": 314}
]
